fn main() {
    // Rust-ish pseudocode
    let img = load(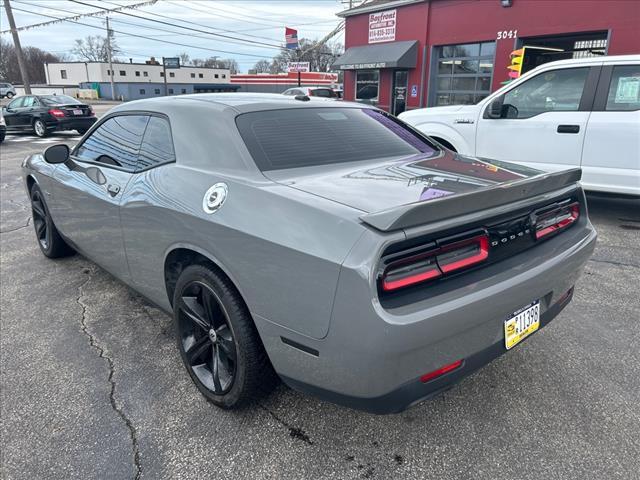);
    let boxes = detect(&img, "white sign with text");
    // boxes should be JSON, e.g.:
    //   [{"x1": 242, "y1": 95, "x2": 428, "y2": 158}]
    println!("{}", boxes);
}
[
  {"x1": 368, "y1": 9, "x2": 396, "y2": 44},
  {"x1": 287, "y1": 62, "x2": 310, "y2": 72}
]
